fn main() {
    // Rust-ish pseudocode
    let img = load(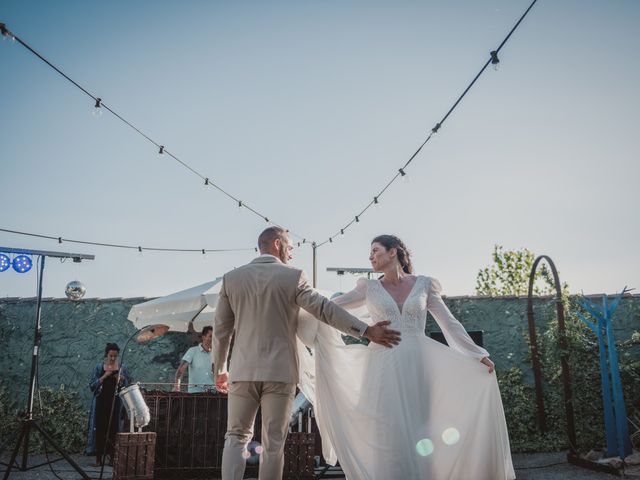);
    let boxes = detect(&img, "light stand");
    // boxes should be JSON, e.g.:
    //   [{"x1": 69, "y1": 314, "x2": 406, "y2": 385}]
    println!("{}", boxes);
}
[
  {"x1": 98, "y1": 324, "x2": 169, "y2": 480},
  {"x1": 0, "y1": 247, "x2": 94, "y2": 480}
]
